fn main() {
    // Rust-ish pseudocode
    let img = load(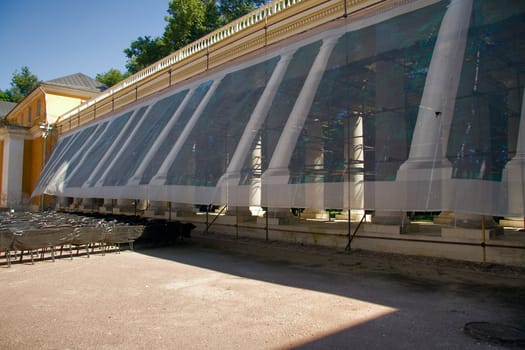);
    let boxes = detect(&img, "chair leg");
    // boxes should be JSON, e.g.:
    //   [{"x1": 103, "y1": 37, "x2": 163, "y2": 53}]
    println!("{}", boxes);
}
[{"x1": 3, "y1": 249, "x2": 10, "y2": 267}]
